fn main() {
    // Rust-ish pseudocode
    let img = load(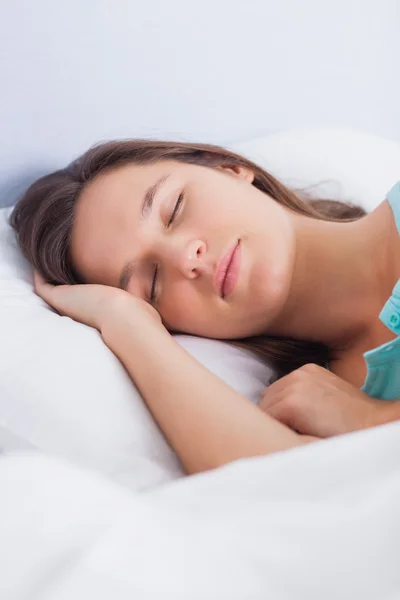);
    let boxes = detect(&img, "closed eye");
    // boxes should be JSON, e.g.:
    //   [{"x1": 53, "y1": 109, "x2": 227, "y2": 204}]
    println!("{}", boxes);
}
[
  {"x1": 150, "y1": 192, "x2": 185, "y2": 303},
  {"x1": 150, "y1": 265, "x2": 158, "y2": 303},
  {"x1": 167, "y1": 192, "x2": 184, "y2": 227}
]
